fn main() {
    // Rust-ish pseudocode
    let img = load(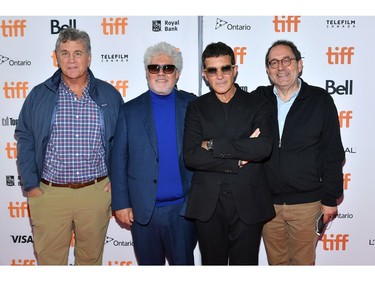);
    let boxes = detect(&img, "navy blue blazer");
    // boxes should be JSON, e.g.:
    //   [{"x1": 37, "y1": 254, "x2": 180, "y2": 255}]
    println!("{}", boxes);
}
[{"x1": 110, "y1": 89, "x2": 197, "y2": 225}]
